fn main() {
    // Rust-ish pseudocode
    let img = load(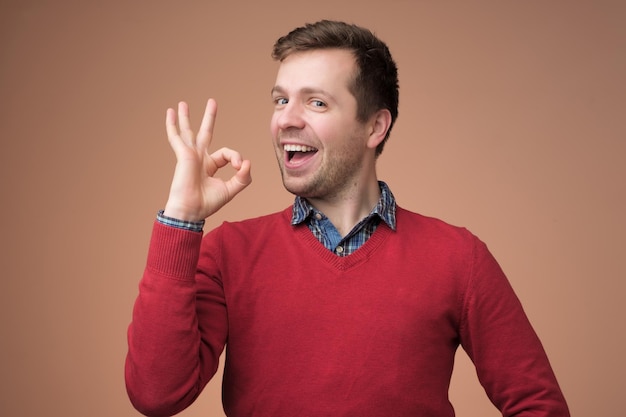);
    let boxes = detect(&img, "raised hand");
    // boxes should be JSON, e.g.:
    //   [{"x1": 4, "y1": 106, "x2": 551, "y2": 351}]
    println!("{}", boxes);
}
[{"x1": 163, "y1": 99, "x2": 252, "y2": 222}]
